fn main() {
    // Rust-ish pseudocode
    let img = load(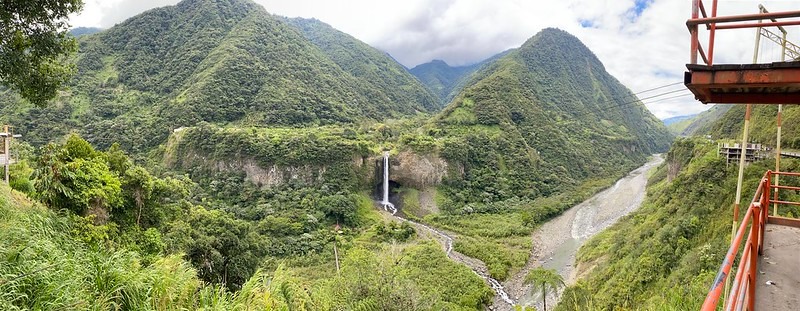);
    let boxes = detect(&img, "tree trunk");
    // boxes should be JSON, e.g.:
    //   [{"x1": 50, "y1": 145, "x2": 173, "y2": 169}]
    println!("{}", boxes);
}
[
  {"x1": 135, "y1": 191, "x2": 143, "y2": 226},
  {"x1": 542, "y1": 282, "x2": 547, "y2": 311}
]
